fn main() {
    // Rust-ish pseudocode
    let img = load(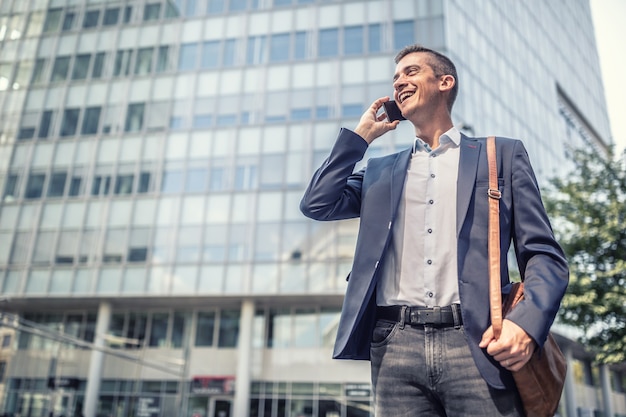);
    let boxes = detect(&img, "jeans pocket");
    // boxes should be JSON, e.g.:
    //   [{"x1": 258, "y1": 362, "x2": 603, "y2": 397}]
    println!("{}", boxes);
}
[{"x1": 371, "y1": 319, "x2": 398, "y2": 347}]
